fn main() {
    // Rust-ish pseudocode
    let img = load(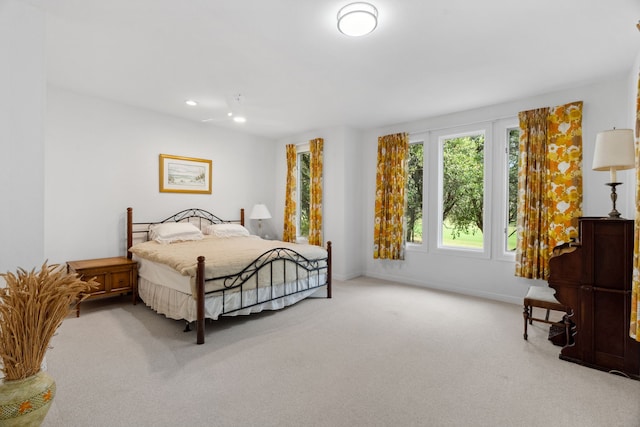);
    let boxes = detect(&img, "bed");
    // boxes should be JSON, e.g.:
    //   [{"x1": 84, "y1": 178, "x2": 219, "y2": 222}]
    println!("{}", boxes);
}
[{"x1": 126, "y1": 207, "x2": 332, "y2": 344}]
